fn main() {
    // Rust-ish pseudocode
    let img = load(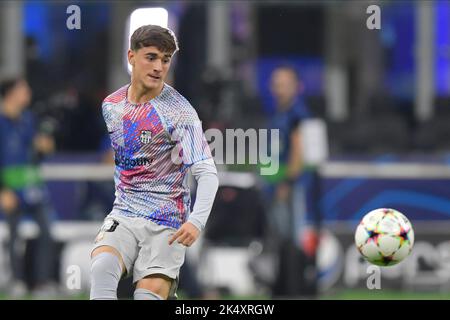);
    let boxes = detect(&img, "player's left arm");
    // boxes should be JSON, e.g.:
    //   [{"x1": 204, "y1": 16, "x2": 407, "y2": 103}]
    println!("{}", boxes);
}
[
  {"x1": 169, "y1": 158, "x2": 219, "y2": 247},
  {"x1": 167, "y1": 100, "x2": 219, "y2": 247}
]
